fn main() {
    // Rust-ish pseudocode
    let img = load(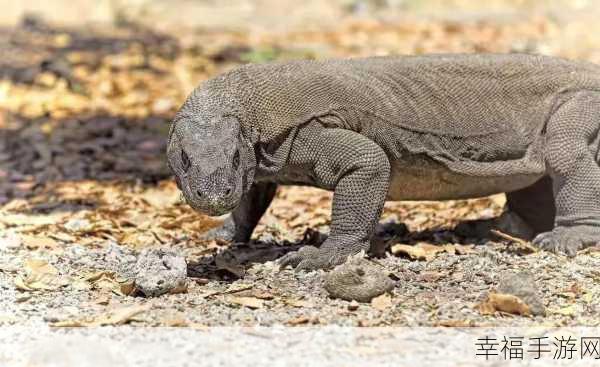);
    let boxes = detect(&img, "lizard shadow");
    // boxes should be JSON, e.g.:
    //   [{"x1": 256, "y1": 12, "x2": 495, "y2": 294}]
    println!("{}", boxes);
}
[
  {"x1": 186, "y1": 220, "x2": 495, "y2": 282},
  {"x1": 2, "y1": 112, "x2": 172, "y2": 212},
  {"x1": 0, "y1": 16, "x2": 180, "y2": 211}
]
